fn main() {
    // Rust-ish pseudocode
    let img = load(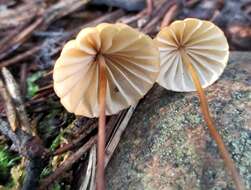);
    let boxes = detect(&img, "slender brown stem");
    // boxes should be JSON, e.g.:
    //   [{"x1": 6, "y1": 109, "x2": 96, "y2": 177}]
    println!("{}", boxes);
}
[
  {"x1": 97, "y1": 55, "x2": 107, "y2": 190},
  {"x1": 181, "y1": 51, "x2": 245, "y2": 190}
]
